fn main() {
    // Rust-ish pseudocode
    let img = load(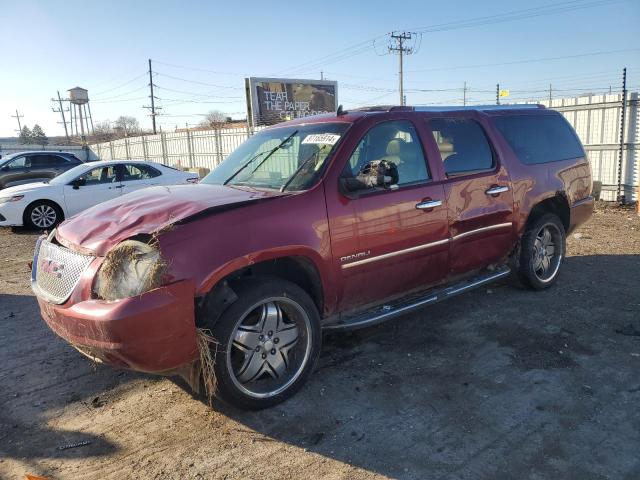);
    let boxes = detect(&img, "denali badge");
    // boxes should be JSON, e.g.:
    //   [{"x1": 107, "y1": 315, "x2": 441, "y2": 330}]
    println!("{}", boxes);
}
[
  {"x1": 40, "y1": 258, "x2": 65, "y2": 278},
  {"x1": 340, "y1": 250, "x2": 371, "y2": 263}
]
